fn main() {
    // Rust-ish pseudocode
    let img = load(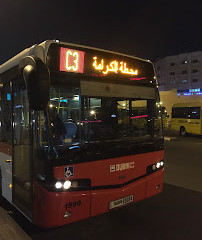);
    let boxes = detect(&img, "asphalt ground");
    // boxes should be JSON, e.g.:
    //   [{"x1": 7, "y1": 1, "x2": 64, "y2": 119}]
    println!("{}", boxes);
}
[
  {"x1": 164, "y1": 133, "x2": 202, "y2": 193},
  {"x1": 0, "y1": 133, "x2": 202, "y2": 240}
]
